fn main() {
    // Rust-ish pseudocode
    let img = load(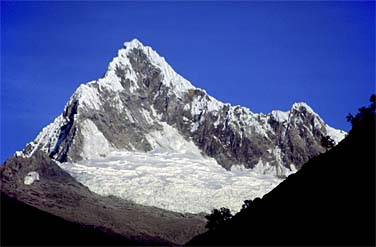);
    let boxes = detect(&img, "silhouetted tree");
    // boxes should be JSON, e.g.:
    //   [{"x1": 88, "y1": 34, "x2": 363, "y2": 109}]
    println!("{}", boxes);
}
[
  {"x1": 321, "y1": 135, "x2": 335, "y2": 151},
  {"x1": 241, "y1": 200, "x2": 253, "y2": 211},
  {"x1": 205, "y1": 207, "x2": 233, "y2": 230},
  {"x1": 346, "y1": 113, "x2": 354, "y2": 123},
  {"x1": 347, "y1": 94, "x2": 375, "y2": 130}
]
